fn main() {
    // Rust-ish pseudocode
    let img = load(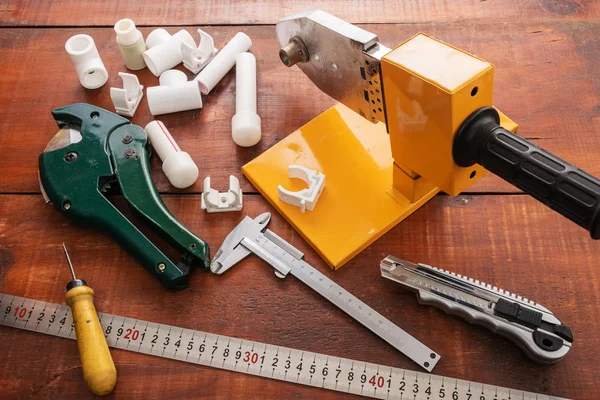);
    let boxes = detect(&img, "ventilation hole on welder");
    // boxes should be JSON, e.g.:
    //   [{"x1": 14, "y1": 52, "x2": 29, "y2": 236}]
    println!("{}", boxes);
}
[
  {"x1": 471, "y1": 86, "x2": 478, "y2": 96},
  {"x1": 470, "y1": 171, "x2": 477, "y2": 179}
]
